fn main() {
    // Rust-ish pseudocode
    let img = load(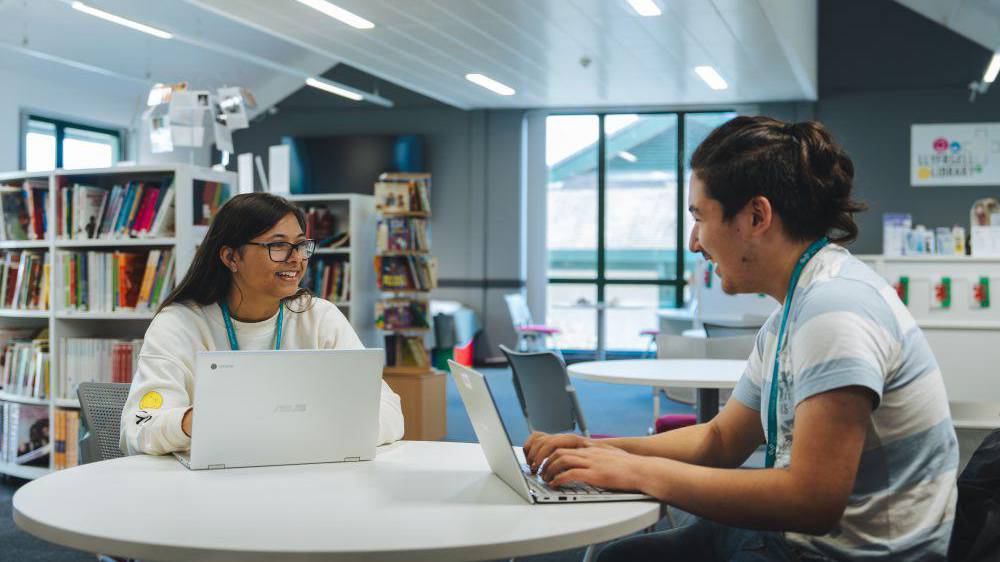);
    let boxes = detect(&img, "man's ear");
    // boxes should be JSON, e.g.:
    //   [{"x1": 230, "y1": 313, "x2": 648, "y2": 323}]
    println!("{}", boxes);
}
[{"x1": 748, "y1": 196, "x2": 773, "y2": 233}]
